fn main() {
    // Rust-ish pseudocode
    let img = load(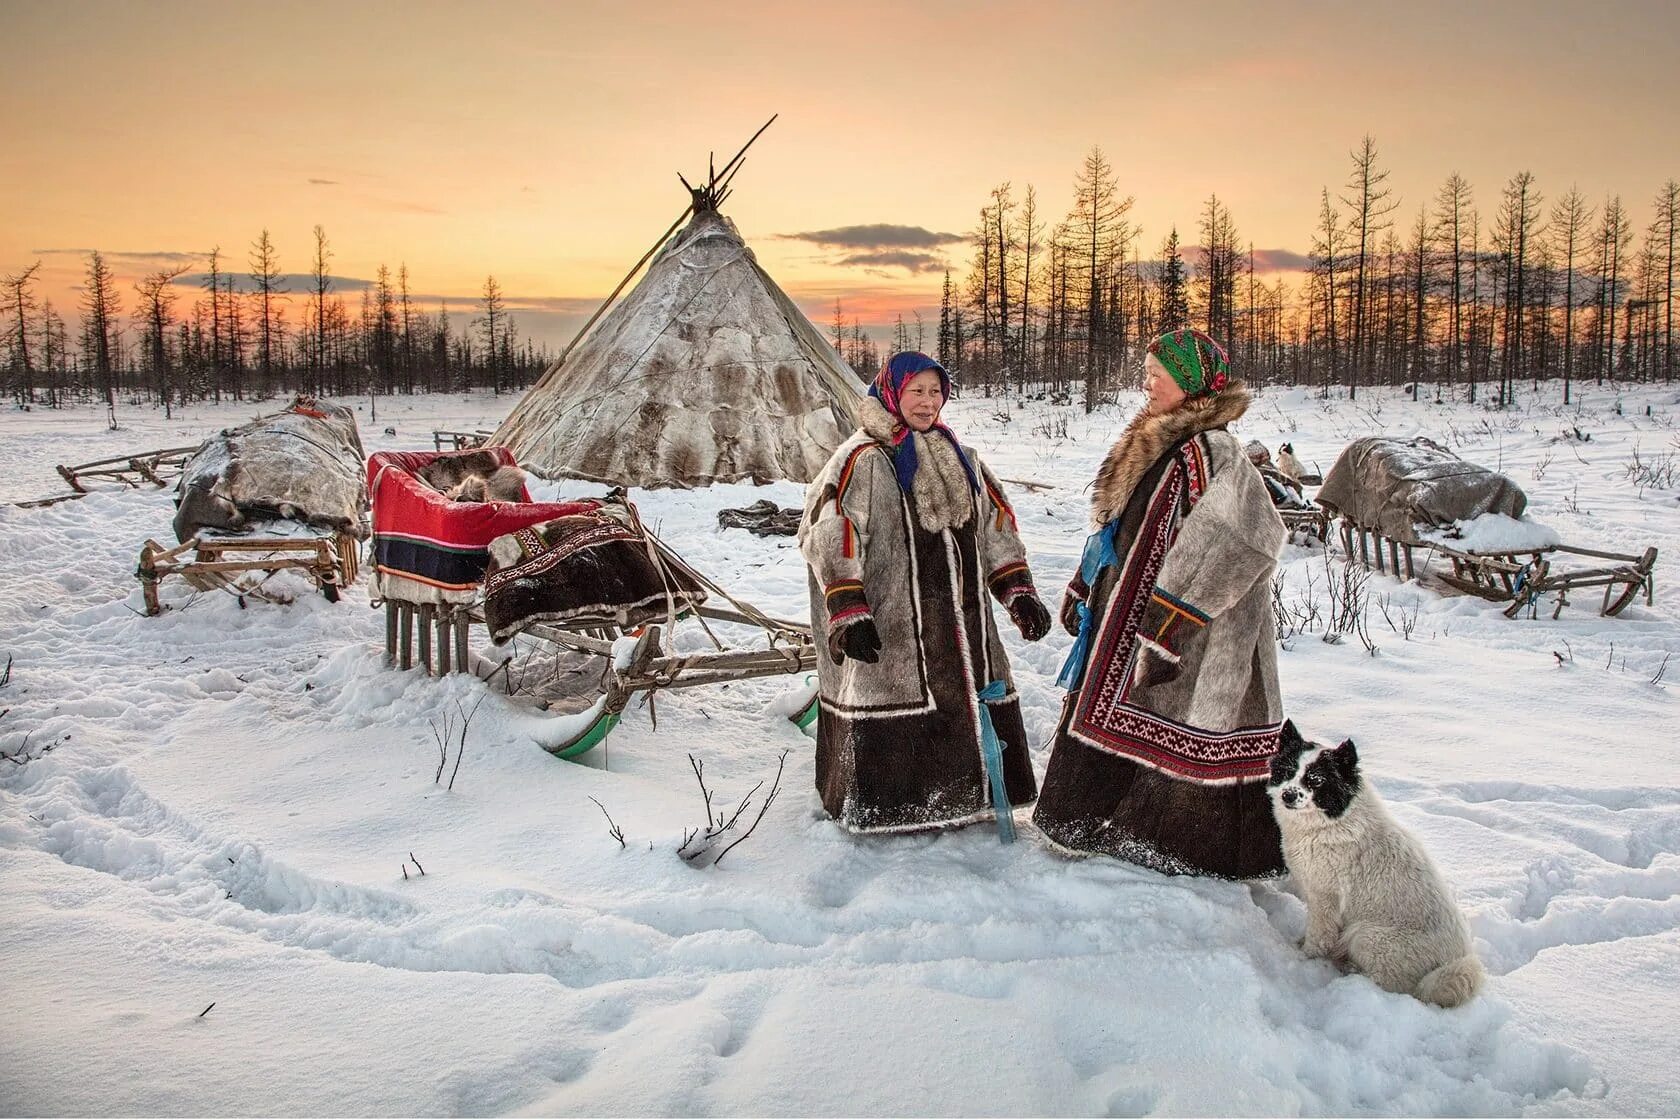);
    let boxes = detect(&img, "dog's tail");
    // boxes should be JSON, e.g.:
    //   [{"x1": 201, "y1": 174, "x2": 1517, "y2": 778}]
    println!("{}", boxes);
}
[{"x1": 1416, "y1": 954, "x2": 1484, "y2": 1008}]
